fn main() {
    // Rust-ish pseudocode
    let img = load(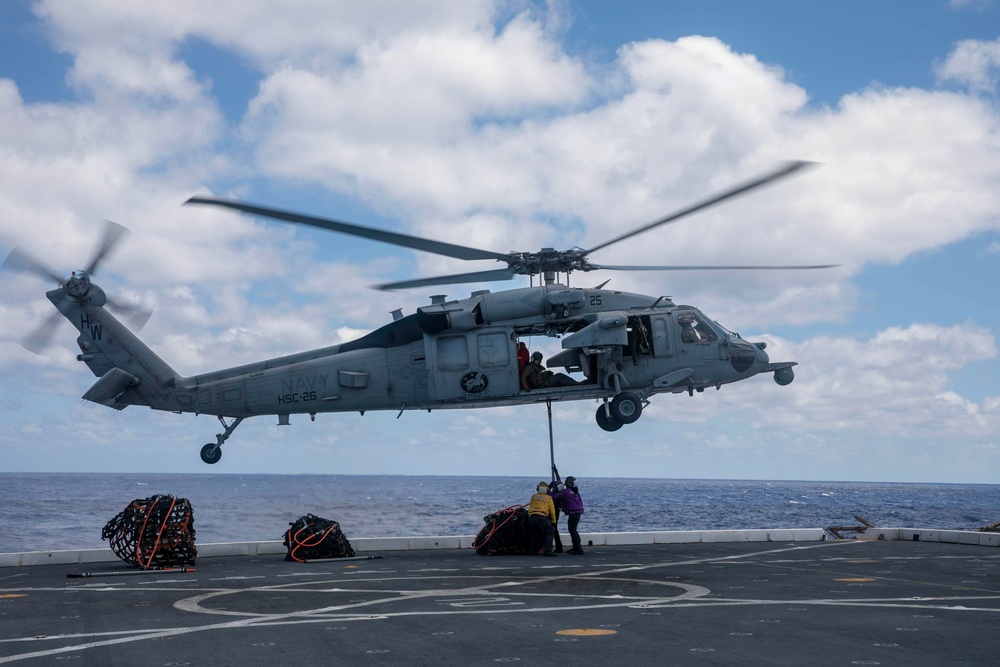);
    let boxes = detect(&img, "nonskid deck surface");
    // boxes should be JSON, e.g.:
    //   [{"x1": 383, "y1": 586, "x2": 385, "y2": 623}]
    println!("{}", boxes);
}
[{"x1": 2, "y1": 540, "x2": 1000, "y2": 665}]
